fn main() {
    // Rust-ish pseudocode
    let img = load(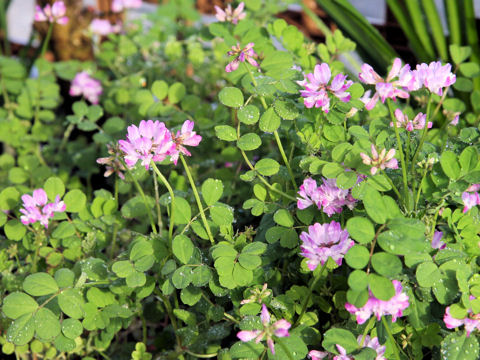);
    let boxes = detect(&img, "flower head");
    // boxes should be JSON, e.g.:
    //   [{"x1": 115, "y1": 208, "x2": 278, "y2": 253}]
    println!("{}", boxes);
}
[
  {"x1": 309, "y1": 350, "x2": 329, "y2": 360},
  {"x1": 300, "y1": 221, "x2": 353, "y2": 270},
  {"x1": 431, "y1": 231, "x2": 446, "y2": 250},
  {"x1": 462, "y1": 191, "x2": 480, "y2": 213},
  {"x1": 20, "y1": 189, "x2": 66, "y2": 228},
  {"x1": 298, "y1": 63, "x2": 352, "y2": 113},
  {"x1": 444, "y1": 302, "x2": 480, "y2": 337},
  {"x1": 169, "y1": 120, "x2": 202, "y2": 165},
  {"x1": 90, "y1": 19, "x2": 121, "y2": 36},
  {"x1": 35, "y1": 1, "x2": 68, "y2": 24},
  {"x1": 225, "y1": 43, "x2": 258, "y2": 72},
  {"x1": 309, "y1": 335, "x2": 385, "y2": 360},
  {"x1": 360, "y1": 145, "x2": 398, "y2": 175},
  {"x1": 96, "y1": 144, "x2": 126, "y2": 180},
  {"x1": 240, "y1": 283, "x2": 272, "y2": 305},
  {"x1": 345, "y1": 280, "x2": 409, "y2": 324},
  {"x1": 411, "y1": 61, "x2": 456, "y2": 95},
  {"x1": 297, "y1": 178, "x2": 321, "y2": 210},
  {"x1": 237, "y1": 304, "x2": 291, "y2": 354},
  {"x1": 111, "y1": 0, "x2": 142, "y2": 12},
  {"x1": 358, "y1": 335, "x2": 386, "y2": 360},
  {"x1": 359, "y1": 58, "x2": 412, "y2": 110},
  {"x1": 214, "y1": 2, "x2": 246, "y2": 24},
  {"x1": 118, "y1": 120, "x2": 175, "y2": 170},
  {"x1": 391, "y1": 109, "x2": 431, "y2": 131},
  {"x1": 69, "y1": 71, "x2": 103, "y2": 104}
]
